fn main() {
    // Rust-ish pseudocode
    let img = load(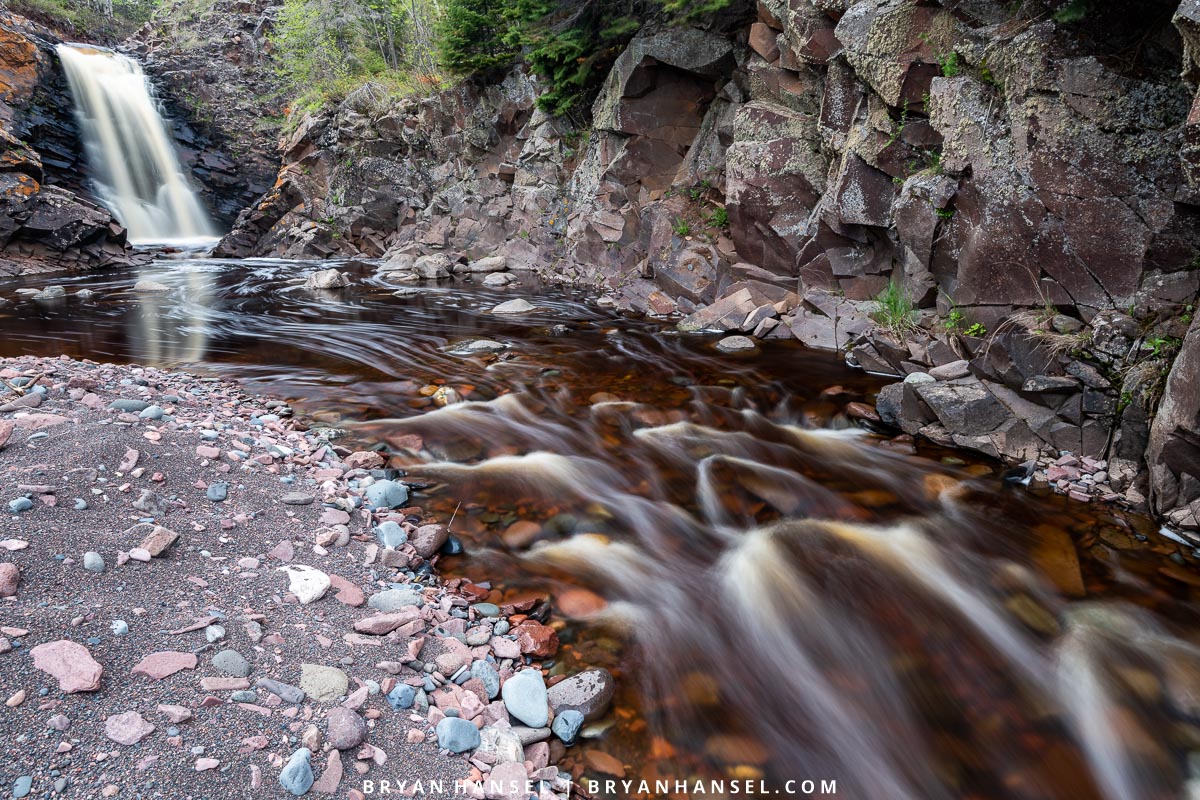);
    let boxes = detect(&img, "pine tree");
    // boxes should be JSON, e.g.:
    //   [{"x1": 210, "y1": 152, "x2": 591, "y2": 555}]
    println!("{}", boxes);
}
[{"x1": 437, "y1": 0, "x2": 516, "y2": 73}]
